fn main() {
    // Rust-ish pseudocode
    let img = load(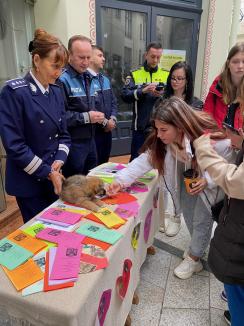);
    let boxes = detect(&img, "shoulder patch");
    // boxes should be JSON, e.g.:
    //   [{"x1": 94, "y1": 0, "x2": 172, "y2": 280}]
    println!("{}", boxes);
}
[
  {"x1": 6, "y1": 78, "x2": 28, "y2": 90},
  {"x1": 125, "y1": 76, "x2": 132, "y2": 86}
]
